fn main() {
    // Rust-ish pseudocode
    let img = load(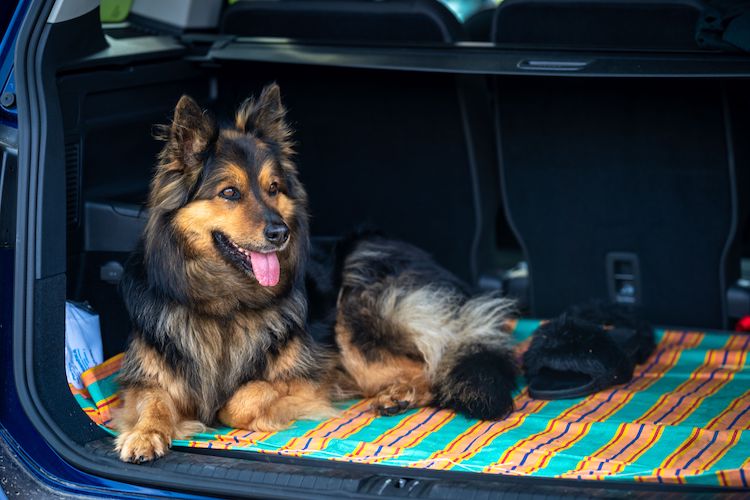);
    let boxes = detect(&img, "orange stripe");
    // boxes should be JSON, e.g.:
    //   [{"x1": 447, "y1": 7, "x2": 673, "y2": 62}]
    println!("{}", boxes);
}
[
  {"x1": 279, "y1": 401, "x2": 377, "y2": 455},
  {"x1": 535, "y1": 423, "x2": 593, "y2": 471},
  {"x1": 370, "y1": 408, "x2": 434, "y2": 445},
  {"x1": 636, "y1": 335, "x2": 744, "y2": 426},
  {"x1": 69, "y1": 384, "x2": 91, "y2": 398},
  {"x1": 706, "y1": 389, "x2": 750, "y2": 430},
  {"x1": 374, "y1": 409, "x2": 454, "y2": 447},
  {"x1": 659, "y1": 428, "x2": 702, "y2": 472},
  {"x1": 413, "y1": 402, "x2": 541, "y2": 471},
  {"x1": 641, "y1": 430, "x2": 743, "y2": 484},
  {"x1": 561, "y1": 422, "x2": 630, "y2": 477},
  {"x1": 693, "y1": 430, "x2": 741, "y2": 472},
  {"x1": 391, "y1": 411, "x2": 455, "y2": 448},
  {"x1": 351, "y1": 410, "x2": 455, "y2": 464},
  {"x1": 669, "y1": 429, "x2": 741, "y2": 471},
  {"x1": 484, "y1": 421, "x2": 592, "y2": 475},
  {"x1": 714, "y1": 456, "x2": 750, "y2": 488},
  {"x1": 81, "y1": 353, "x2": 124, "y2": 386},
  {"x1": 564, "y1": 424, "x2": 664, "y2": 479}
]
